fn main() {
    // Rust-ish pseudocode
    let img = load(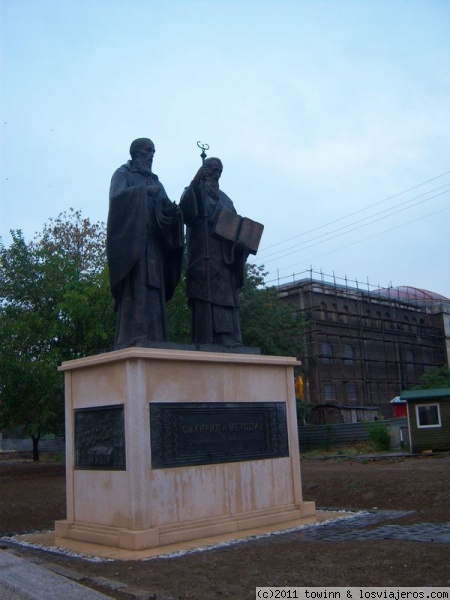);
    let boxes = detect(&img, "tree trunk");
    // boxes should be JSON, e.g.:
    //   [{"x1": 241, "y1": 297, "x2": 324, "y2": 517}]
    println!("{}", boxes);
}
[{"x1": 31, "y1": 435, "x2": 40, "y2": 462}]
